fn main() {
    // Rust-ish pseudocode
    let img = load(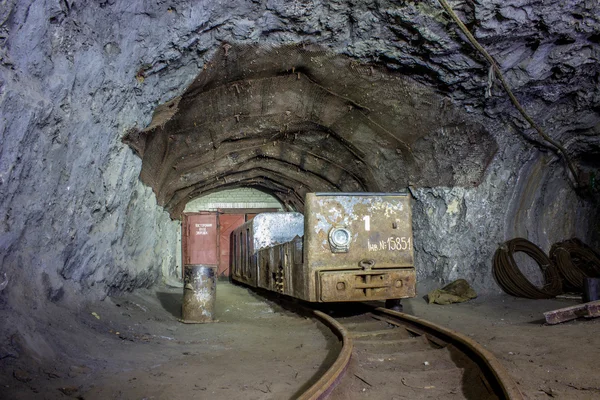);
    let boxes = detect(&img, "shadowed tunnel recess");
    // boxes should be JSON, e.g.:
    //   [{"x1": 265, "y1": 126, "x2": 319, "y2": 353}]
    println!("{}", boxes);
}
[{"x1": 124, "y1": 44, "x2": 498, "y2": 217}]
